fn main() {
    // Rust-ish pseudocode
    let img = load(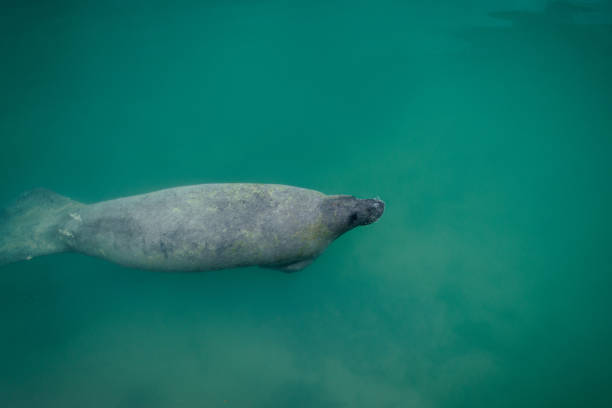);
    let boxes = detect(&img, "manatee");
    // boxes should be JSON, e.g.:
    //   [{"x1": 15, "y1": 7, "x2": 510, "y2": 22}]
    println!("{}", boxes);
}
[{"x1": 0, "y1": 184, "x2": 384, "y2": 272}]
